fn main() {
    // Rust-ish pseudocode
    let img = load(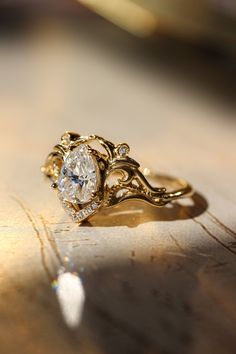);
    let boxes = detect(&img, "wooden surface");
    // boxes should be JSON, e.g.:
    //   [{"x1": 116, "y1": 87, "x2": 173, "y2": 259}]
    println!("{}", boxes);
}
[{"x1": 0, "y1": 20, "x2": 236, "y2": 354}]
